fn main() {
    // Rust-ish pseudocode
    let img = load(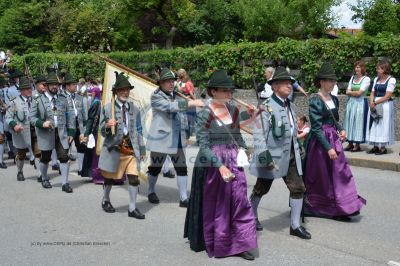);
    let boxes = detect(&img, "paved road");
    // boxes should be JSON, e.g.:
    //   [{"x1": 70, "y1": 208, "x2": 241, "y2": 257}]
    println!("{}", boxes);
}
[{"x1": 0, "y1": 146, "x2": 399, "y2": 265}]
